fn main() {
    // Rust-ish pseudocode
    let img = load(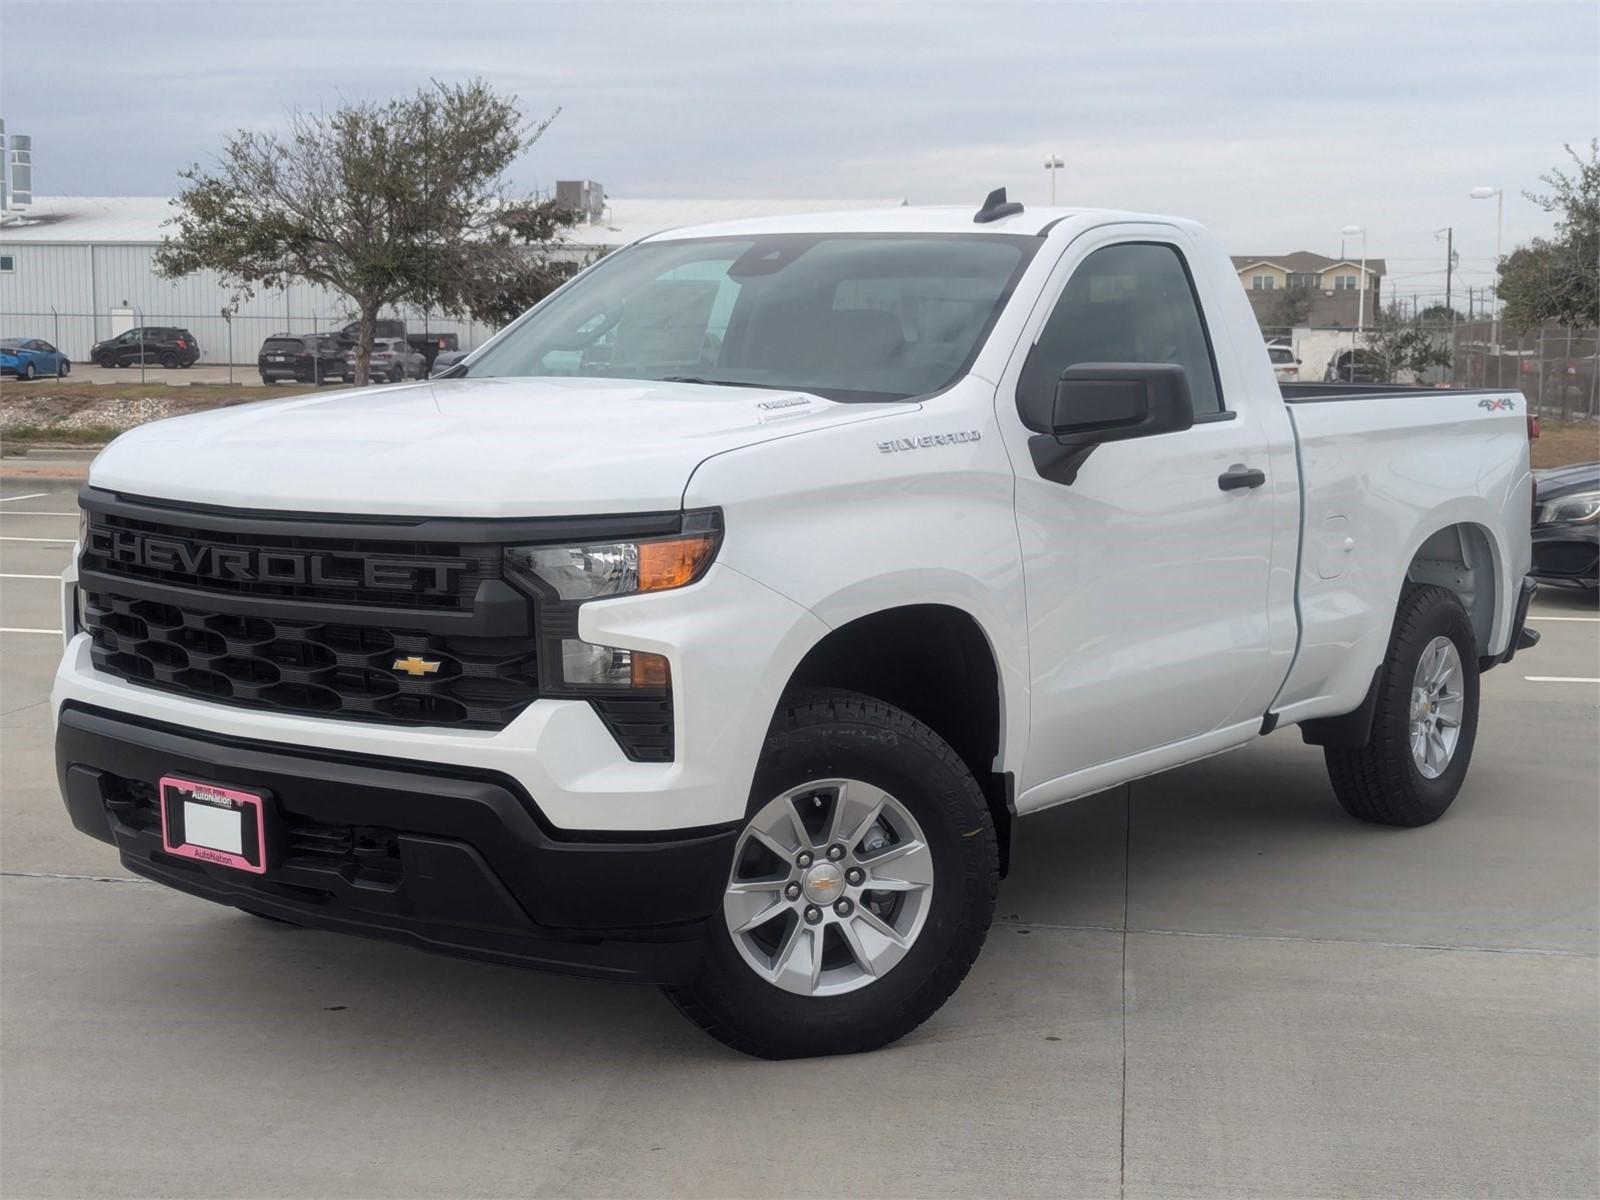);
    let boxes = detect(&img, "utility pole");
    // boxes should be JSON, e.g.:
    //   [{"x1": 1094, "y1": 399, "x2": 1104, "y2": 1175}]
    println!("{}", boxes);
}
[{"x1": 1435, "y1": 226, "x2": 1454, "y2": 317}]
